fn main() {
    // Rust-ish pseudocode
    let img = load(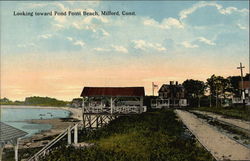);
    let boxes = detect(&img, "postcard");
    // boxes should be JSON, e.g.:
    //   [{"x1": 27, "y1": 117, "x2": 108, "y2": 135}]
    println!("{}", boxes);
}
[{"x1": 0, "y1": 1, "x2": 249, "y2": 161}]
